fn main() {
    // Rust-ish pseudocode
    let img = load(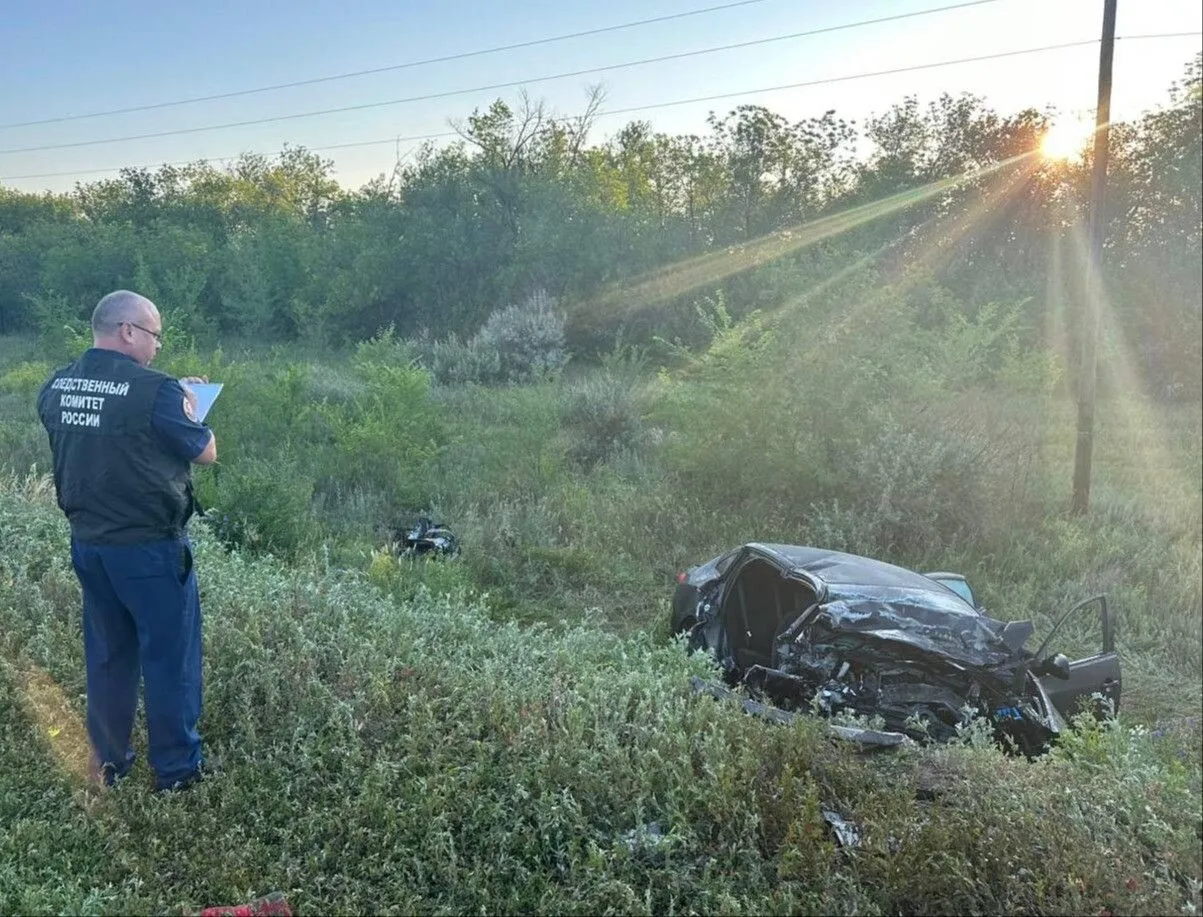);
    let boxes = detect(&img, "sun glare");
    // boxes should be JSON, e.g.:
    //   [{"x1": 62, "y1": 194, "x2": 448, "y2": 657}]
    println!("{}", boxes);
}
[{"x1": 1040, "y1": 117, "x2": 1095, "y2": 161}]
